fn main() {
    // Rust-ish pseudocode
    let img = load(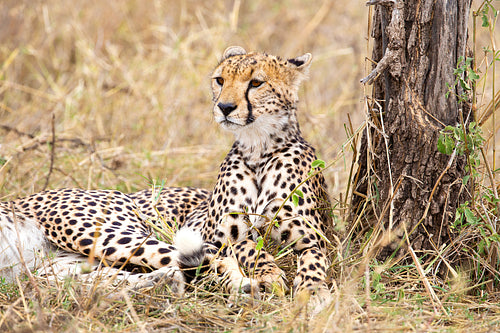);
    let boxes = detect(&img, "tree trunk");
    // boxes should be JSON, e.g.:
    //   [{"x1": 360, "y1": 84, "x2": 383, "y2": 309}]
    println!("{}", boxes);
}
[{"x1": 351, "y1": 0, "x2": 472, "y2": 259}]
